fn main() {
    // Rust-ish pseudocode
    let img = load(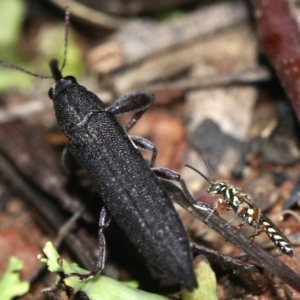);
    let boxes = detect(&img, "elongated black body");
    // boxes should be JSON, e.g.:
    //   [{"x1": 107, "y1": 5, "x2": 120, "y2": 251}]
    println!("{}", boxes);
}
[{"x1": 48, "y1": 71, "x2": 196, "y2": 289}]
